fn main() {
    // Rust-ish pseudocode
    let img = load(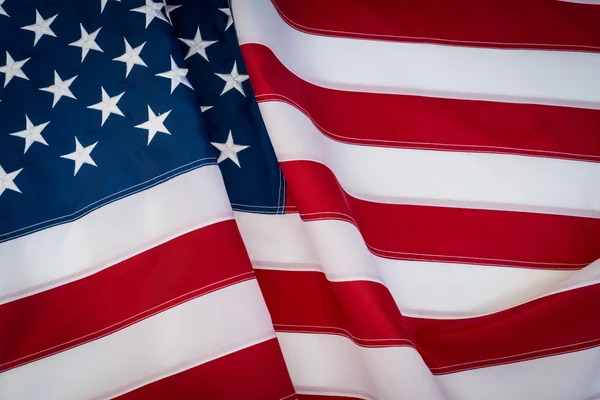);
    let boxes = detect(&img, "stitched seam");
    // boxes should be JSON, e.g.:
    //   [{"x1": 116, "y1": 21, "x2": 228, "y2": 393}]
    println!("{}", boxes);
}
[
  {"x1": 277, "y1": 165, "x2": 283, "y2": 213},
  {"x1": 0, "y1": 158, "x2": 217, "y2": 242},
  {"x1": 233, "y1": 207, "x2": 296, "y2": 215},
  {"x1": 280, "y1": 168, "x2": 287, "y2": 214},
  {"x1": 297, "y1": 211, "x2": 589, "y2": 267},
  {"x1": 434, "y1": 341, "x2": 600, "y2": 375},
  {"x1": 365, "y1": 242, "x2": 589, "y2": 266},
  {"x1": 277, "y1": 329, "x2": 414, "y2": 349},
  {"x1": 255, "y1": 94, "x2": 600, "y2": 161},
  {"x1": 231, "y1": 203, "x2": 296, "y2": 209},
  {"x1": 1, "y1": 273, "x2": 256, "y2": 371},
  {"x1": 276, "y1": 327, "x2": 600, "y2": 372},
  {"x1": 364, "y1": 254, "x2": 586, "y2": 271},
  {"x1": 430, "y1": 337, "x2": 600, "y2": 371},
  {"x1": 269, "y1": 0, "x2": 600, "y2": 52},
  {"x1": 274, "y1": 323, "x2": 415, "y2": 346}
]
